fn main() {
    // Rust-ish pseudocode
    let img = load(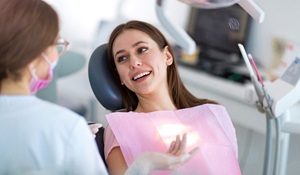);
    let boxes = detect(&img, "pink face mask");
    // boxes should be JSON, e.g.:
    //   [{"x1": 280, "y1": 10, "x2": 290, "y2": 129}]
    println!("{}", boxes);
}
[{"x1": 29, "y1": 53, "x2": 57, "y2": 93}]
